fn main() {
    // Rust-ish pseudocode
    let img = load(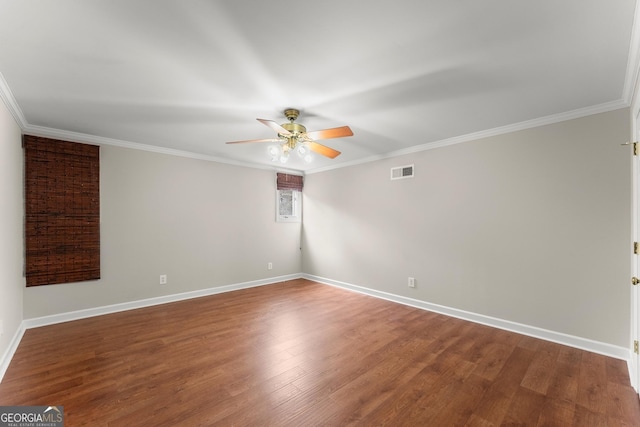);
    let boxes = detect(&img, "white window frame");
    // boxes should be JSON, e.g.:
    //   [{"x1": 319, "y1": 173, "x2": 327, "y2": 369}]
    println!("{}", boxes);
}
[{"x1": 276, "y1": 189, "x2": 301, "y2": 223}]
